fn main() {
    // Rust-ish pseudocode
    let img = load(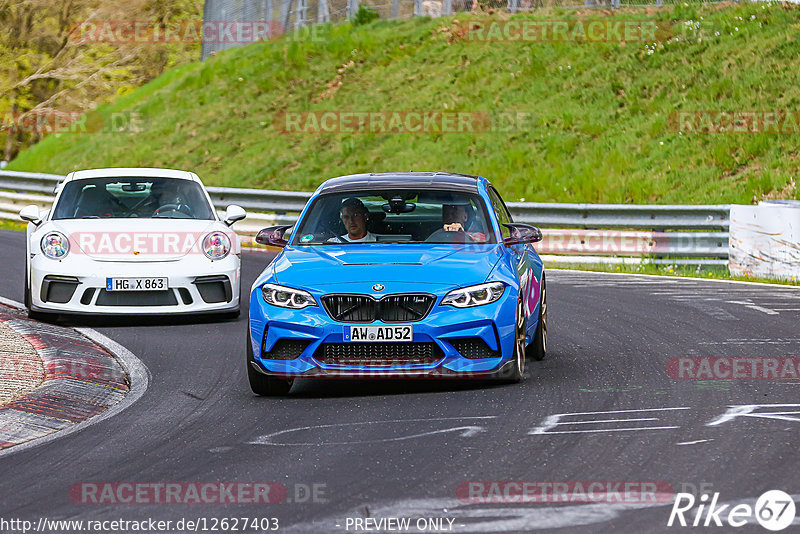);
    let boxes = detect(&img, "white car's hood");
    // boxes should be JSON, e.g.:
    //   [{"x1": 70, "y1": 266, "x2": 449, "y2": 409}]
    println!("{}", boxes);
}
[{"x1": 43, "y1": 218, "x2": 226, "y2": 262}]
